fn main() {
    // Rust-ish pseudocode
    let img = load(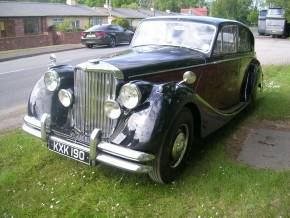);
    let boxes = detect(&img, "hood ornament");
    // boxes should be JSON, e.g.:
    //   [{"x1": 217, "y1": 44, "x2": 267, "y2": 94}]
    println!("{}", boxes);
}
[{"x1": 48, "y1": 53, "x2": 57, "y2": 68}]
